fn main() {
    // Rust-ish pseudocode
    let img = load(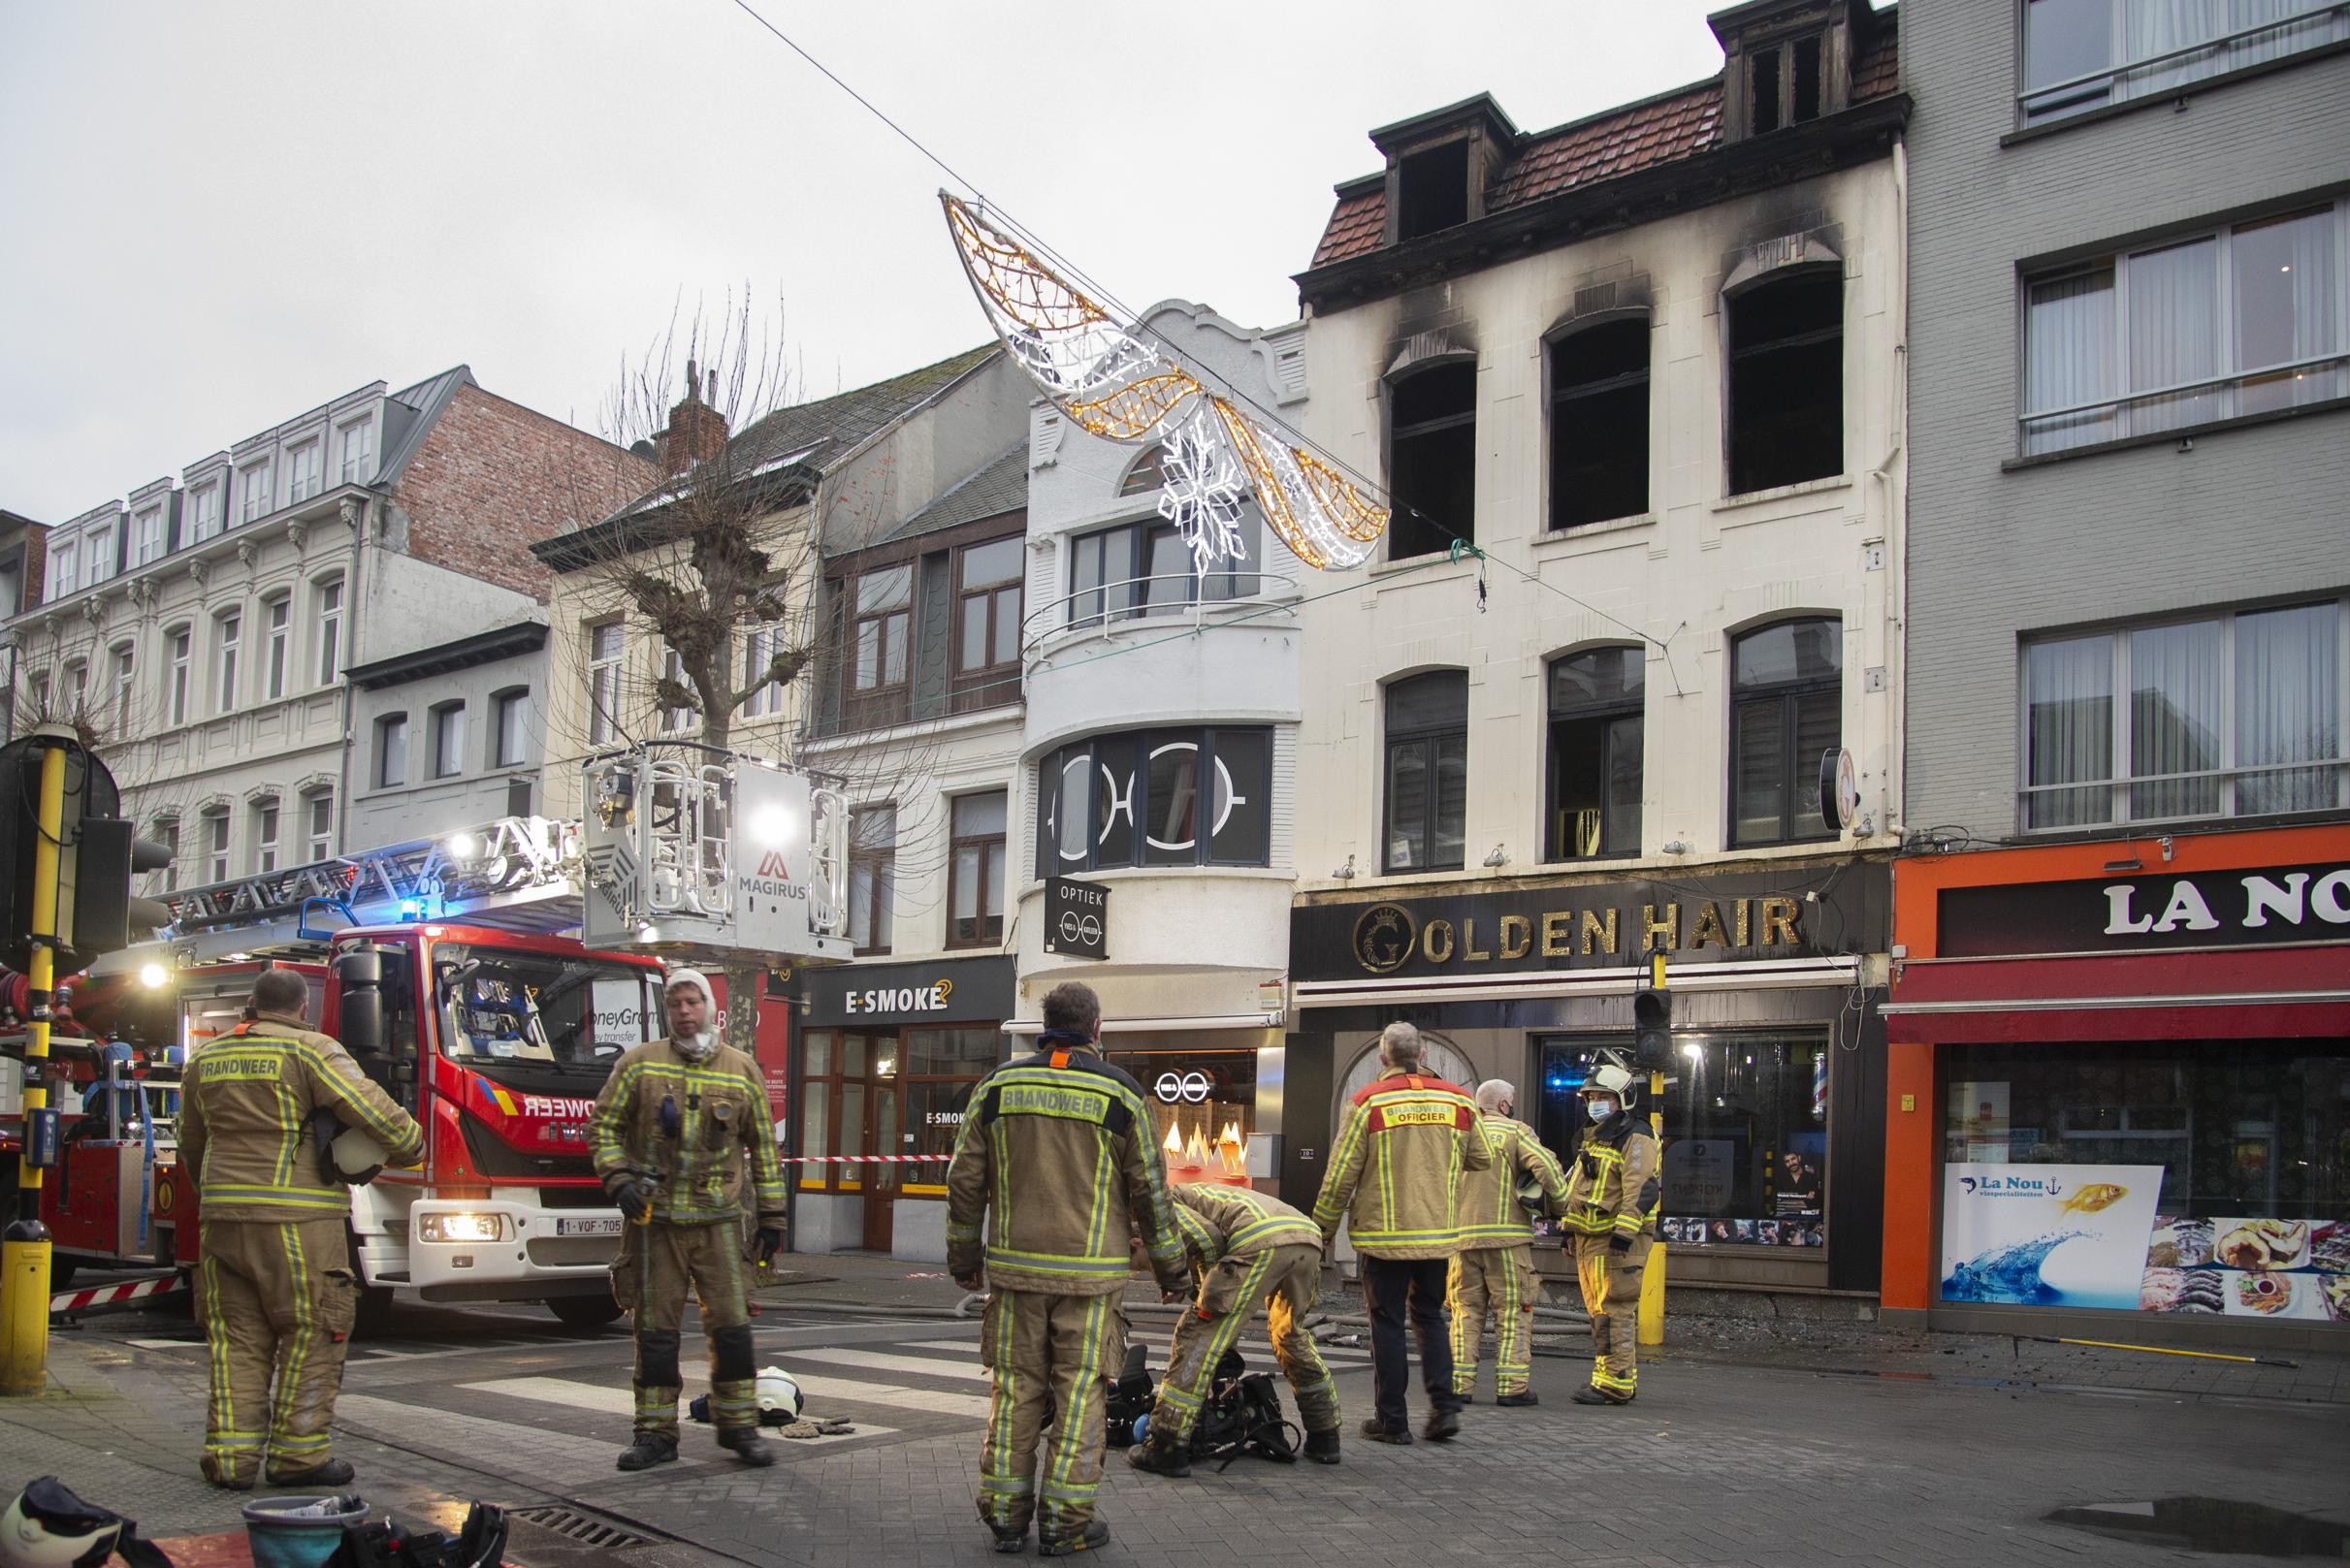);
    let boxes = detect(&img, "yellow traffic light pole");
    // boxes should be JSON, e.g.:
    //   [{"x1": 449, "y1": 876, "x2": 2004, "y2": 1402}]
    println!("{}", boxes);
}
[
  {"x1": 2, "y1": 734, "x2": 69, "y2": 1395},
  {"x1": 1638, "y1": 950, "x2": 1668, "y2": 1348}
]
